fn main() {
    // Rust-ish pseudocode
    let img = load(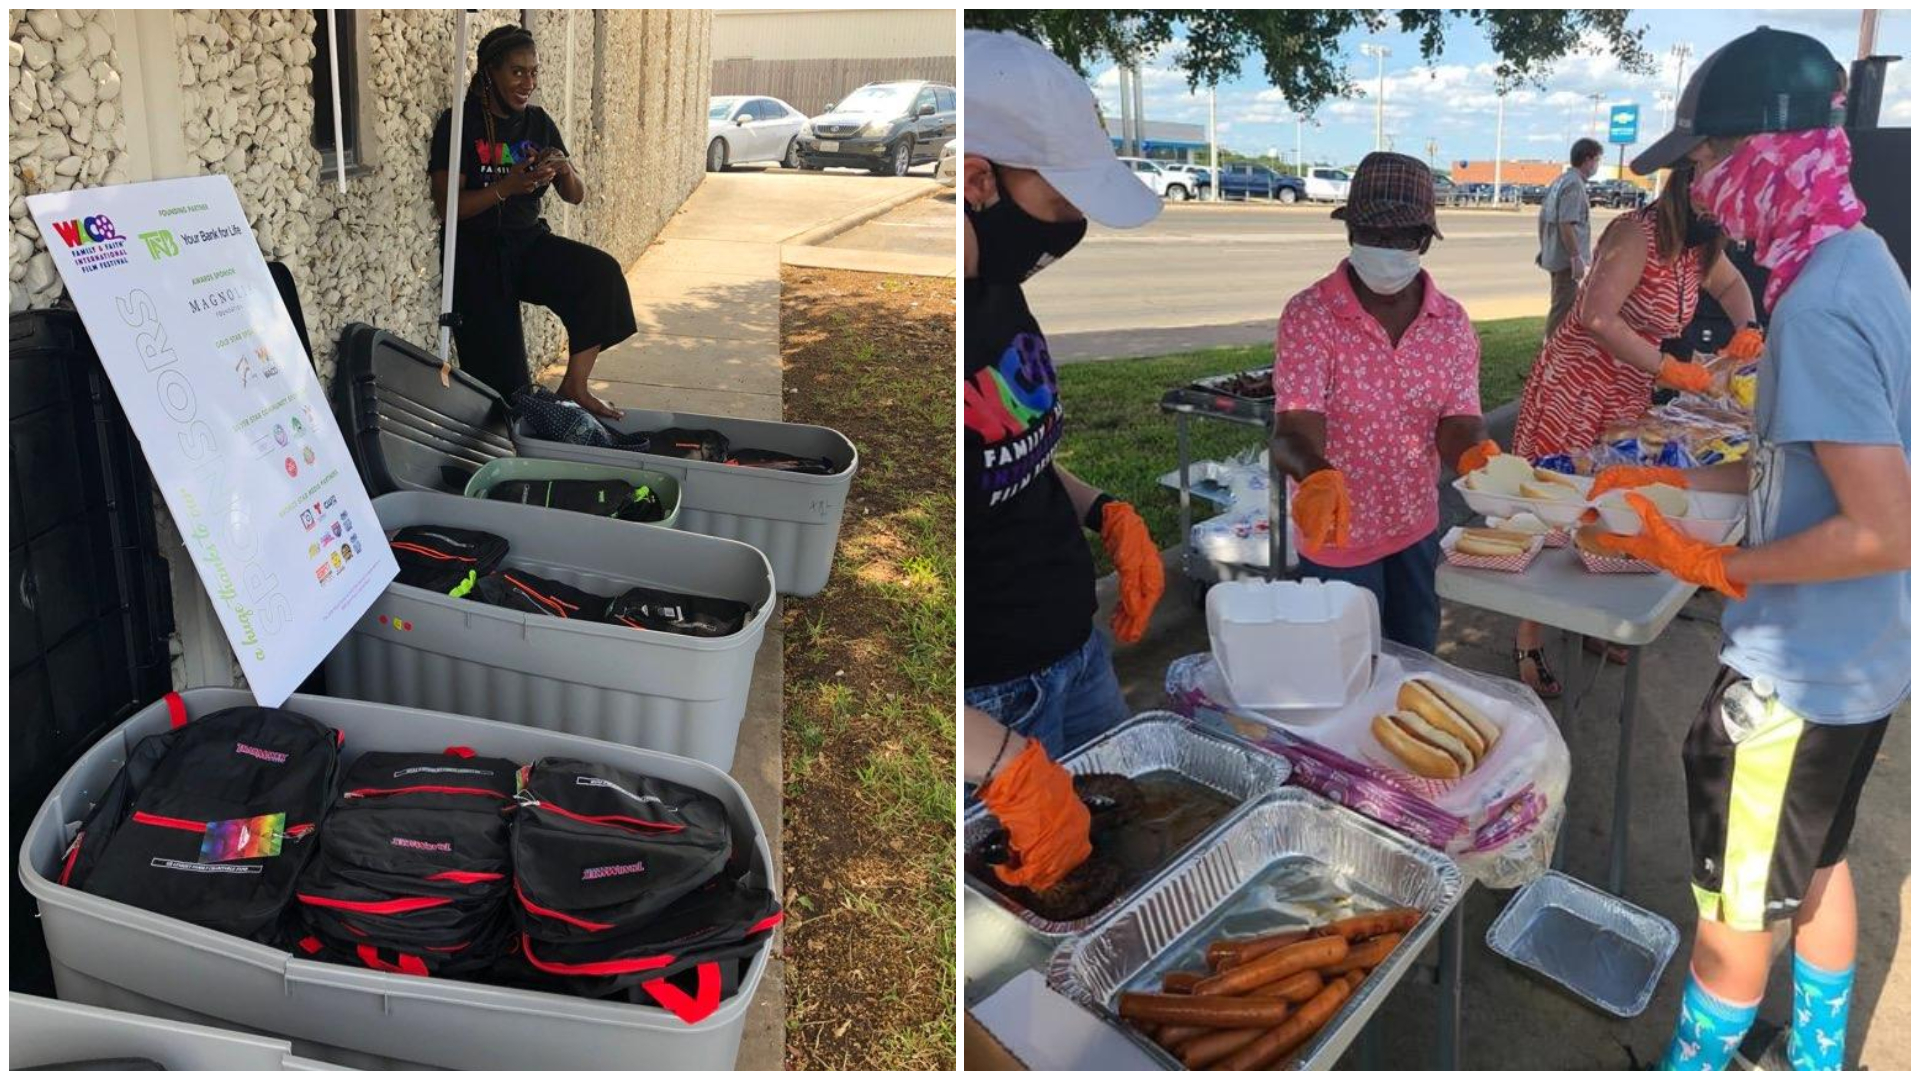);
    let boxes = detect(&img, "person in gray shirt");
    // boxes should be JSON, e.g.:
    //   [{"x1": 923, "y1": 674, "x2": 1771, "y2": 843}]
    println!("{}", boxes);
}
[{"x1": 1536, "y1": 138, "x2": 1601, "y2": 338}]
